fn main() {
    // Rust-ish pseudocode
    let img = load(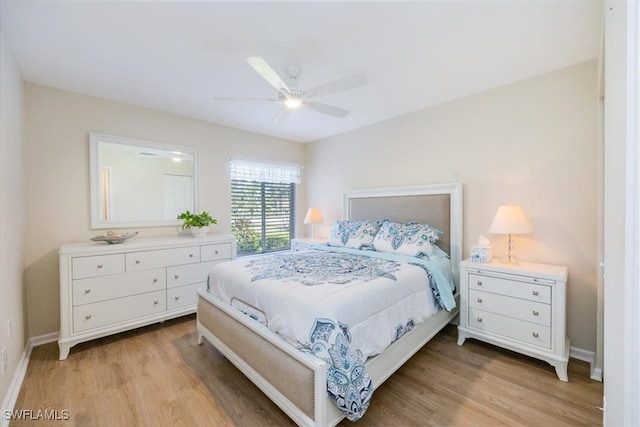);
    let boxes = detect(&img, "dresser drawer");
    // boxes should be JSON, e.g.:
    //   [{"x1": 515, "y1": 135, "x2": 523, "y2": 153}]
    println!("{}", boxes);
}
[
  {"x1": 72, "y1": 254, "x2": 125, "y2": 279},
  {"x1": 469, "y1": 289, "x2": 551, "y2": 326},
  {"x1": 72, "y1": 268, "x2": 166, "y2": 306},
  {"x1": 468, "y1": 308, "x2": 551, "y2": 349},
  {"x1": 201, "y1": 243, "x2": 232, "y2": 261},
  {"x1": 73, "y1": 290, "x2": 166, "y2": 333},
  {"x1": 125, "y1": 246, "x2": 200, "y2": 271},
  {"x1": 166, "y1": 261, "x2": 216, "y2": 288},
  {"x1": 167, "y1": 282, "x2": 202, "y2": 310},
  {"x1": 468, "y1": 273, "x2": 551, "y2": 304}
]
